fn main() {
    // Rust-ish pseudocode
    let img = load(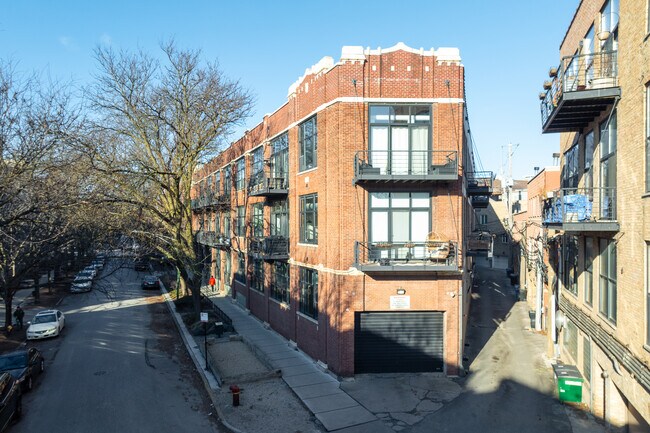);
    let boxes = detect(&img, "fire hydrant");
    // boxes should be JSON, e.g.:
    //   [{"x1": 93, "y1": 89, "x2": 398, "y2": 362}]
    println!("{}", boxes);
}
[{"x1": 229, "y1": 385, "x2": 240, "y2": 407}]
